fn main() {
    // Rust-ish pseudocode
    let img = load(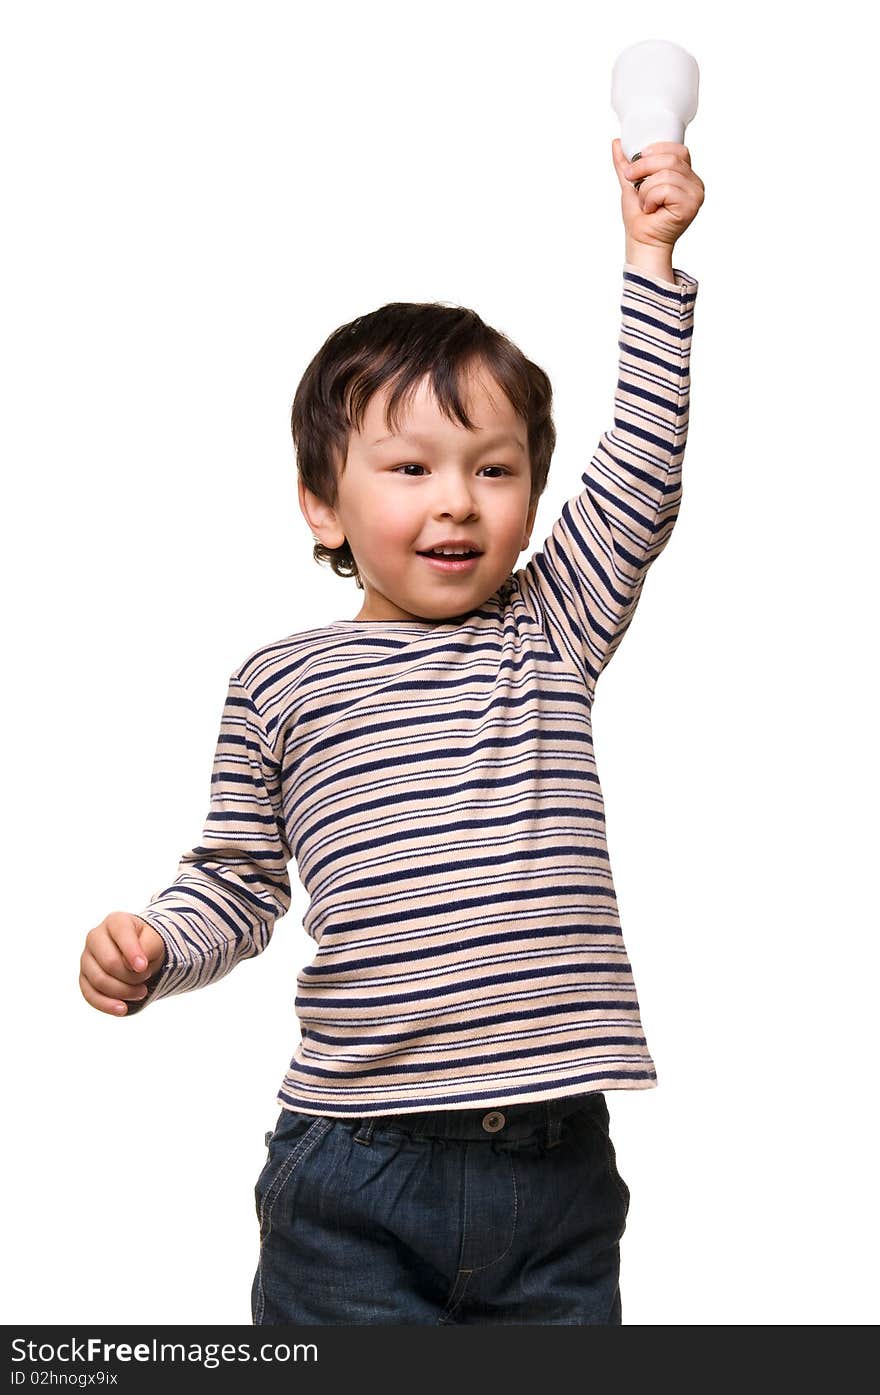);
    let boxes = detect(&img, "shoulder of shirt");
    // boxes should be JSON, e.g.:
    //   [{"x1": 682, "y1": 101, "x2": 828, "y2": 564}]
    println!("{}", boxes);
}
[{"x1": 227, "y1": 622, "x2": 350, "y2": 709}]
